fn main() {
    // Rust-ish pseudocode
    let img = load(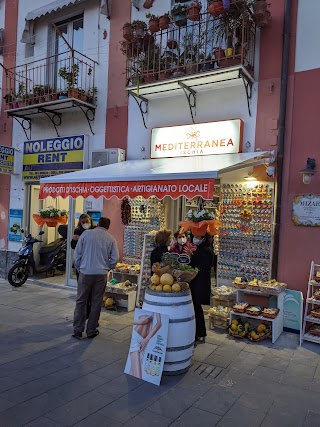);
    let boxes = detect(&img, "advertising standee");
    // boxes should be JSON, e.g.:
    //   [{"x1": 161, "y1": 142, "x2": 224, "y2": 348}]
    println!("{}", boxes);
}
[
  {"x1": 8, "y1": 209, "x2": 23, "y2": 242},
  {"x1": 125, "y1": 309, "x2": 169, "y2": 386}
]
